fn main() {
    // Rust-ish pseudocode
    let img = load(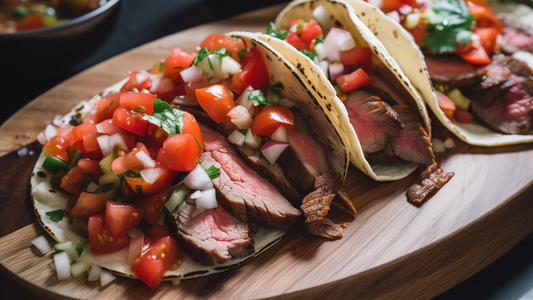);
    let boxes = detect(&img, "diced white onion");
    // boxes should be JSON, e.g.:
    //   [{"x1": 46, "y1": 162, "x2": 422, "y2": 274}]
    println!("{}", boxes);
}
[
  {"x1": 244, "y1": 129, "x2": 261, "y2": 149},
  {"x1": 108, "y1": 133, "x2": 128, "y2": 151},
  {"x1": 444, "y1": 138, "x2": 455, "y2": 148},
  {"x1": 128, "y1": 235, "x2": 144, "y2": 266},
  {"x1": 195, "y1": 188, "x2": 217, "y2": 210},
  {"x1": 271, "y1": 126, "x2": 289, "y2": 143},
  {"x1": 31, "y1": 235, "x2": 52, "y2": 254},
  {"x1": 52, "y1": 115, "x2": 63, "y2": 126},
  {"x1": 405, "y1": 13, "x2": 421, "y2": 29},
  {"x1": 53, "y1": 252, "x2": 71, "y2": 281},
  {"x1": 261, "y1": 141, "x2": 289, "y2": 164},
  {"x1": 17, "y1": 146, "x2": 28, "y2": 157},
  {"x1": 45, "y1": 124, "x2": 57, "y2": 140},
  {"x1": 314, "y1": 42, "x2": 328, "y2": 61},
  {"x1": 95, "y1": 120, "x2": 110, "y2": 133},
  {"x1": 512, "y1": 51, "x2": 533, "y2": 70},
  {"x1": 386, "y1": 10, "x2": 401, "y2": 23},
  {"x1": 329, "y1": 62, "x2": 344, "y2": 81},
  {"x1": 190, "y1": 190, "x2": 202, "y2": 199},
  {"x1": 432, "y1": 138, "x2": 445, "y2": 153},
  {"x1": 312, "y1": 5, "x2": 330, "y2": 27},
  {"x1": 324, "y1": 28, "x2": 355, "y2": 62},
  {"x1": 183, "y1": 164, "x2": 213, "y2": 190},
  {"x1": 135, "y1": 70, "x2": 150, "y2": 84},
  {"x1": 140, "y1": 167, "x2": 163, "y2": 184},
  {"x1": 127, "y1": 228, "x2": 144, "y2": 239},
  {"x1": 97, "y1": 135, "x2": 113, "y2": 156},
  {"x1": 100, "y1": 269, "x2": 116, "y2": 286},
  {"x1": 319, "y1": 60, "x2": 330, "y2": 78},
  {"x1": 235, "y1": 86, "x2": 255, "y2": 116},
  {"x1": 37, "y1": 132, "x2": 48, "y2": 145},
  {"x1": 86, "y1": 182, "x2": 100, "y2": 193},
  {"x1": 227, "y1": 105, "x2": 252, "y2": 129},
  {"x1": 180, "y1": 66, "x2": 202, "y2": 83},
  {"x1": 221, "y1": 56, "x2": 242, "y2": 75},
  {"x1": 228, "y1": 130, "x2": 246, "y2": 146},
  {"x1": 398, "y1": 4, "x2": 413, "y2": 15},
  {"x1": 171, "y1": 277, "x2": 181, "y2": 286},
  {"x1": 71, "y1": 261, "x2": 90, "y2": 277},
  {"x1": 136, "y1": 151, "x2": 155, "y2": 169},
  {"x1": 87, "y1": 264, "x2": 101, "y2": 281}
]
